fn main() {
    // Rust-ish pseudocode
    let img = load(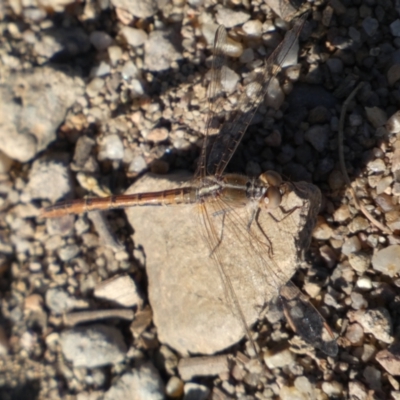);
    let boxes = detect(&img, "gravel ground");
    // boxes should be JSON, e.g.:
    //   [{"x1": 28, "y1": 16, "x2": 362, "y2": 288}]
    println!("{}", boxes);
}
[{"x1": 2, "y1": 0, "x2": 400, "y2": 399}]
